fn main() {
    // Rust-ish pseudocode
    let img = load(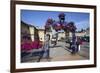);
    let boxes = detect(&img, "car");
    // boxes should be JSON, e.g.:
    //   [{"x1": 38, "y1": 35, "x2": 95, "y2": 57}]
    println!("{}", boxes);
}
[{"x1": 80, "y1": 36, "x2": 89, "y2": 42}]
